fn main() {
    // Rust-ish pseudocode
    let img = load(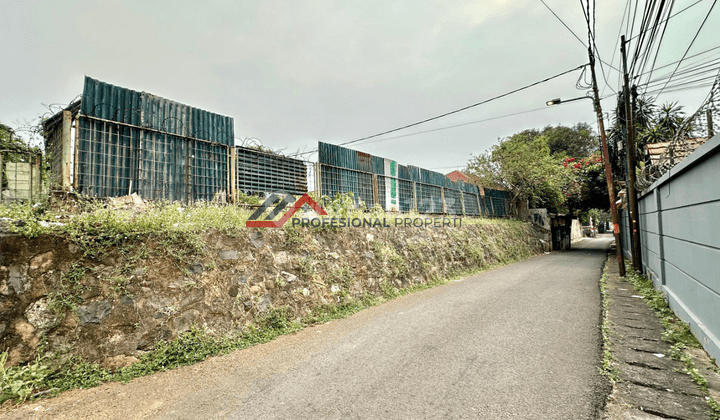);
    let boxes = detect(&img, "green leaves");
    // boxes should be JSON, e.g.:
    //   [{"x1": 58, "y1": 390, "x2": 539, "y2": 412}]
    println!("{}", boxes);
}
[
  {"x1": 0, "y1": 352, "x2": 50, "y2": 404},
  {"x1": 467, "y1": 134, "x2": 565, "y2": 210}
]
